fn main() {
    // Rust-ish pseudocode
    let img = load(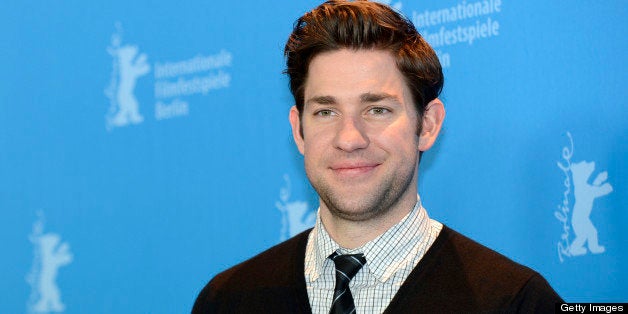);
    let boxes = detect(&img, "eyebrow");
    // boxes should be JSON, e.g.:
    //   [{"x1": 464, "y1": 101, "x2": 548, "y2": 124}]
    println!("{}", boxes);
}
[
  {"x1": 305, "y1": 92, "x2": 400, "y2": 106},
  {"x1": 307, "y1": 95, "x2": 336, "y2": 105},
  {"x1": 360, "y1": 92, "x2": 400, "y2": 104}
]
